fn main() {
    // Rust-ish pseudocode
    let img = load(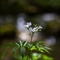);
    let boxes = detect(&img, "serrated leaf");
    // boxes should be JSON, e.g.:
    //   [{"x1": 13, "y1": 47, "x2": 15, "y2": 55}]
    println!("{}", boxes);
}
[{"x1": 12, "y1": 46, "x2": 19, "y2": 54}]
